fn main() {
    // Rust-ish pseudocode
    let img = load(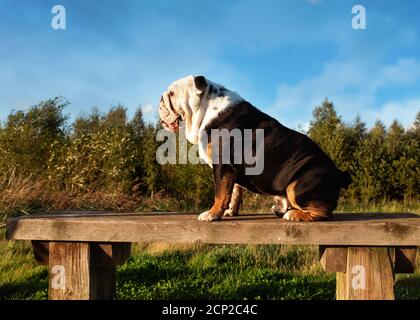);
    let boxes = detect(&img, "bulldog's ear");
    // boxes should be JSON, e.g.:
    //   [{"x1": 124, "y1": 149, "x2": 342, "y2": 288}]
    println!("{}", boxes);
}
[{"x1": 193, "y1": 76, "x2": 208, "y2": 95}]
